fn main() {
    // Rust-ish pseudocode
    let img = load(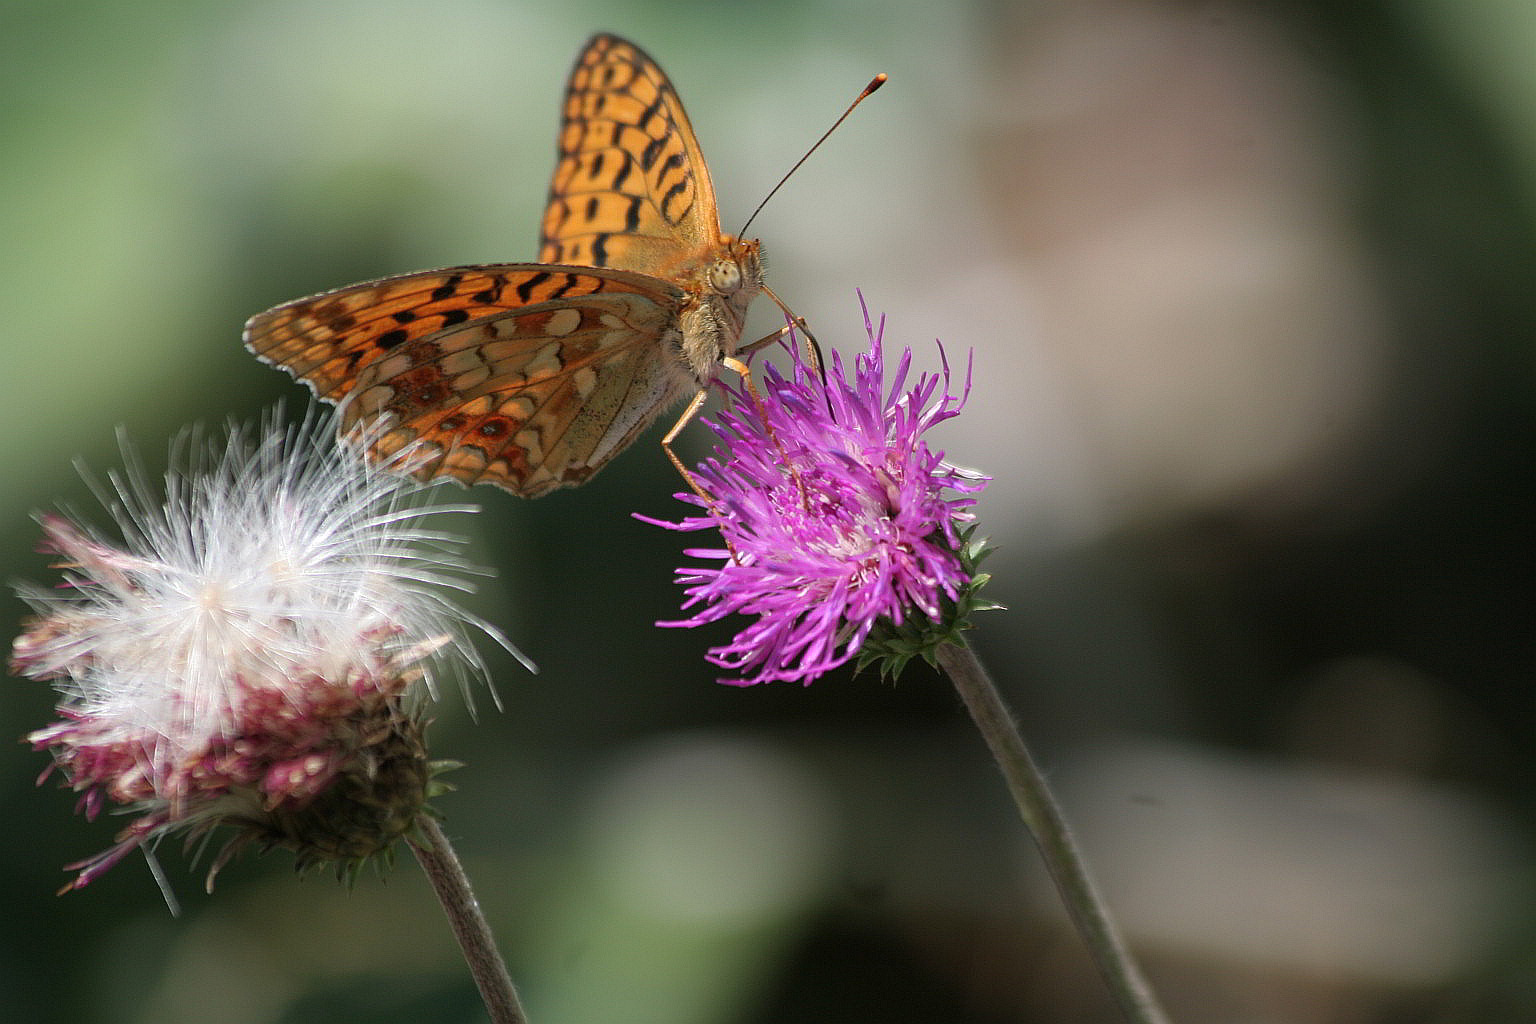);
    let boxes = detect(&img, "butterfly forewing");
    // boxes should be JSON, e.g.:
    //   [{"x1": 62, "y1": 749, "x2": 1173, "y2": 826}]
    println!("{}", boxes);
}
[{"x1": 539, "y1": 34, "x2": 722, "y2": 270}]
